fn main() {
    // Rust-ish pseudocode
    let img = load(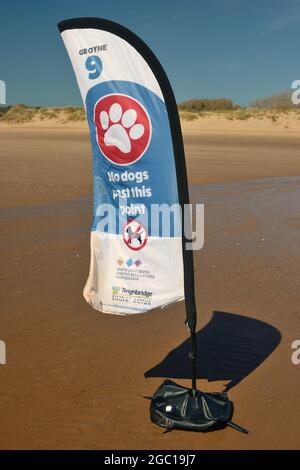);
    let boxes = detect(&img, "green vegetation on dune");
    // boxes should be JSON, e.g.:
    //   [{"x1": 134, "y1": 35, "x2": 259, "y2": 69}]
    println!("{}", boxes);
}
[
  {"x1": 1, "y1": 104, "x2": 37, "y2": 123},
  {"x1": 63, "y1": 106, "x2": 86, "y2": 122},
  {"x1": 178, "y1": 98, "x2": 238, "y2": 111},
  {"x1": 250, "y1": 91, "x2": 300, "y2": 109},
  {"x1": 0, "y1": 104, "x2": 86, "y2": 124},
  {"x1": 179, "y1": 111, "x2": 199, "y2": 121},
  {"x1": 1, "y1": 97, "x2": 300, "y2": 125},
  {"x1": 0, "y1": 106, "x2": 11, "y2": 117},
  {"x1": 178, "y1": 94, "x2": 300, "y2": 121},
  {"x1": 38, "y1": 107, "x2": 60, "y2": 120}
]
